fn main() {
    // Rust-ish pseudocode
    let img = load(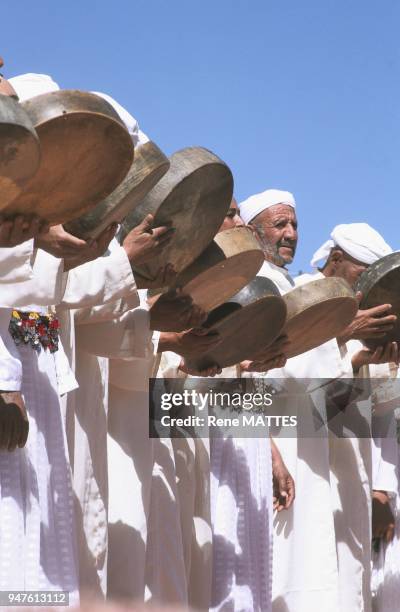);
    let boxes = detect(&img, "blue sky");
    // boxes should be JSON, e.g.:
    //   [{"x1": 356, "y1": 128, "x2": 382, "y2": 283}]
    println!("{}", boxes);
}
[{"x1": 4, "y1": 0, "x2": 399, "y2": 273}]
